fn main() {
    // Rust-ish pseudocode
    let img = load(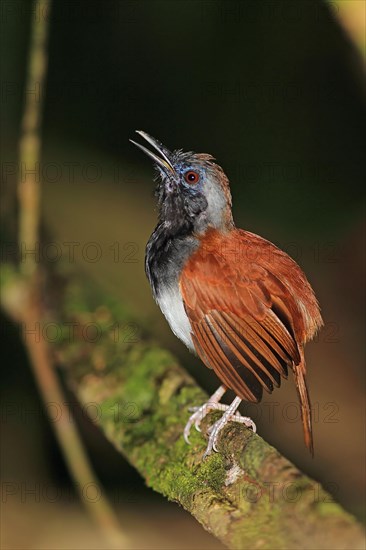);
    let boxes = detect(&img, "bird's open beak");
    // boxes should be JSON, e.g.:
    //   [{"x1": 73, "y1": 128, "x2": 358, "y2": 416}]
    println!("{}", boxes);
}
[{"x1": 130, "y1": 131, "x2": 176, "y2": 175}]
